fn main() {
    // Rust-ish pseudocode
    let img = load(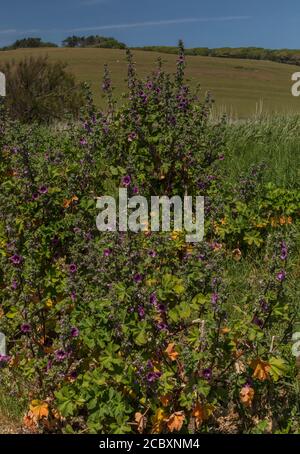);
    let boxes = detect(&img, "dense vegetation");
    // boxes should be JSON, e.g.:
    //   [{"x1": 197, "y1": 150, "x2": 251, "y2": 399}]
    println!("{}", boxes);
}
[
  {"x1": 0, "y1": 56, "x2": 84, "y2": 124},
  {"x1": 1, "y1": 38, "x2": 57, "y2": 51},
  {"x1": 136, "y1": 45, "x2": 300, "y2": 66},
  {"x1": 3, "y1": 36, "x2": 300, "y2": 67},
  {"x1": 62, "y1": 35, "x2": 126, "y2": 49},
  {"x1": 0, "y1": 46, "x2": 299, "y2": 434}
]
